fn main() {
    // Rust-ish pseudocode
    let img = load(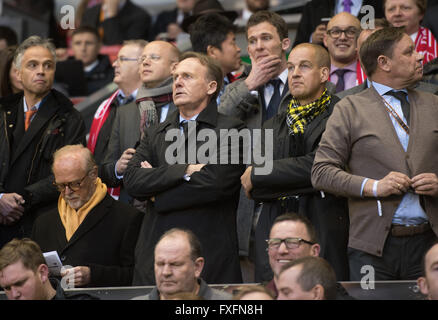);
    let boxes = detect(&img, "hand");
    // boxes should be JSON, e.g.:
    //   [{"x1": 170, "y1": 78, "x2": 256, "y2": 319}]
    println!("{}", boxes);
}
[
  {"x1": 244, "y1": 55, "x2": 282, "y2": 91},
  {"x1": 185, "y1": 164, "x2": 206, "y2": 176},
  {"x1": 61, "y1": 266, "x2": 91, "y2": 287},
  {"x1": 140, "y1": 160, "x2": 152, "y2": 168},
  {"x1": 116, "y1": 148, "x2": 136, "y2": 175},
  {"x1": 0, "y1": 193, "x2": 25, "y2": 224},
  {"x1": 365, "y1": 171, "x2": 411, "y2": 197},
  {"x1": 311, "y1": 24, "x2": 327, "y2": 44},
  {"x1": 411, "y1": 173, "x2": 438, "y2": 197},
  {"x1": 241, "y1": 166, "x2": 253, "y2": 199}
]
